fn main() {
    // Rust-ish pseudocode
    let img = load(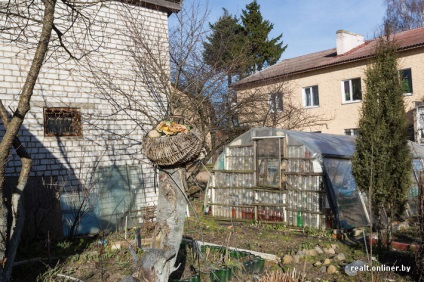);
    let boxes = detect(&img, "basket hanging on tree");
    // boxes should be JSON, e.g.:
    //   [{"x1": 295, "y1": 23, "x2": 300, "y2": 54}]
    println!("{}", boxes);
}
[{"x1": 143, "y1": 118, "x2": 203, "y2": 167}]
